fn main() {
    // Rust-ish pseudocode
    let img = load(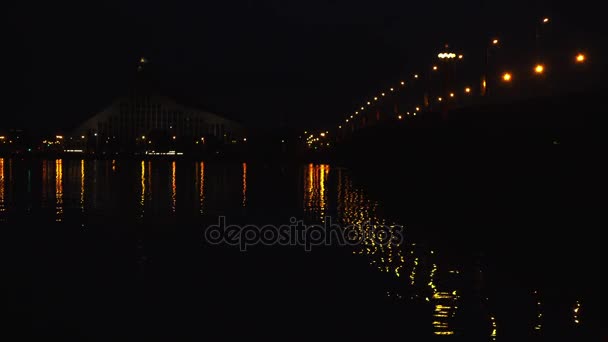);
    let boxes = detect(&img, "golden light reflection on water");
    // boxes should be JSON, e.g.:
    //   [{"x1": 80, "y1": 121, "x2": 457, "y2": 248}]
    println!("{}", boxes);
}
[
  {"x1": 573, "y1": 300, "x2": 581, "y2": 325},
  {"x1": 534, "y1": 290, "x2": 542, "y2": 333},
  {"x1": 198, "y1": 162, "x2": 205, "y2": 214},
  {"x1": 55, "y1": 159, "x2": 63, "y2": 222},
  {"x1": 0, "y1": 158, "x2": 5, "y2": 218},
  {"x1": 242, "y1": 162, "x2": 247, "y2": 207},
  {"x1": 140, "y1": 160, "x2": 146, "y2": 217},
  {"x1": 303, "y1": 164, "x2": 329, "y2": 221},
  {"x1": 171, "y1": 161, "x2": 176, "y2": 212},
  {"x1": 334, "y1": 167, "x2": 460, "y2": 337},
  {"x1": 80, "y1": 160, "x2": 85, "y2": 212}
]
